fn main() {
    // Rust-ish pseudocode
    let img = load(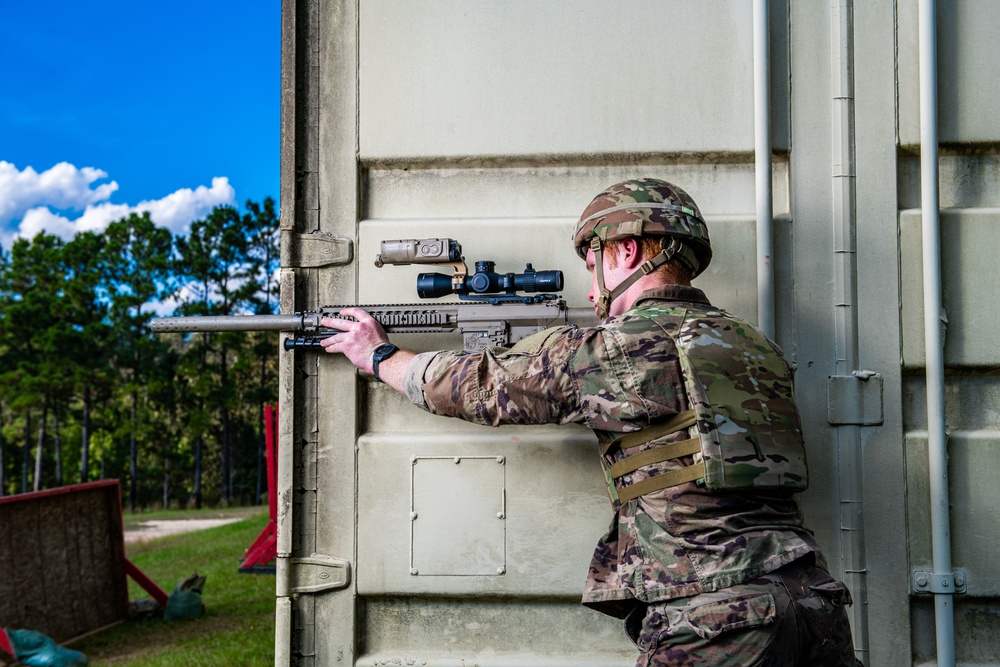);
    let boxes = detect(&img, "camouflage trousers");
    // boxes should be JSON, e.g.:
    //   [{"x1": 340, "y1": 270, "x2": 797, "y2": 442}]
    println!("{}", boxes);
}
[{"x1": 624, "y1": 558, "x2": 857, "y2": 667}]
